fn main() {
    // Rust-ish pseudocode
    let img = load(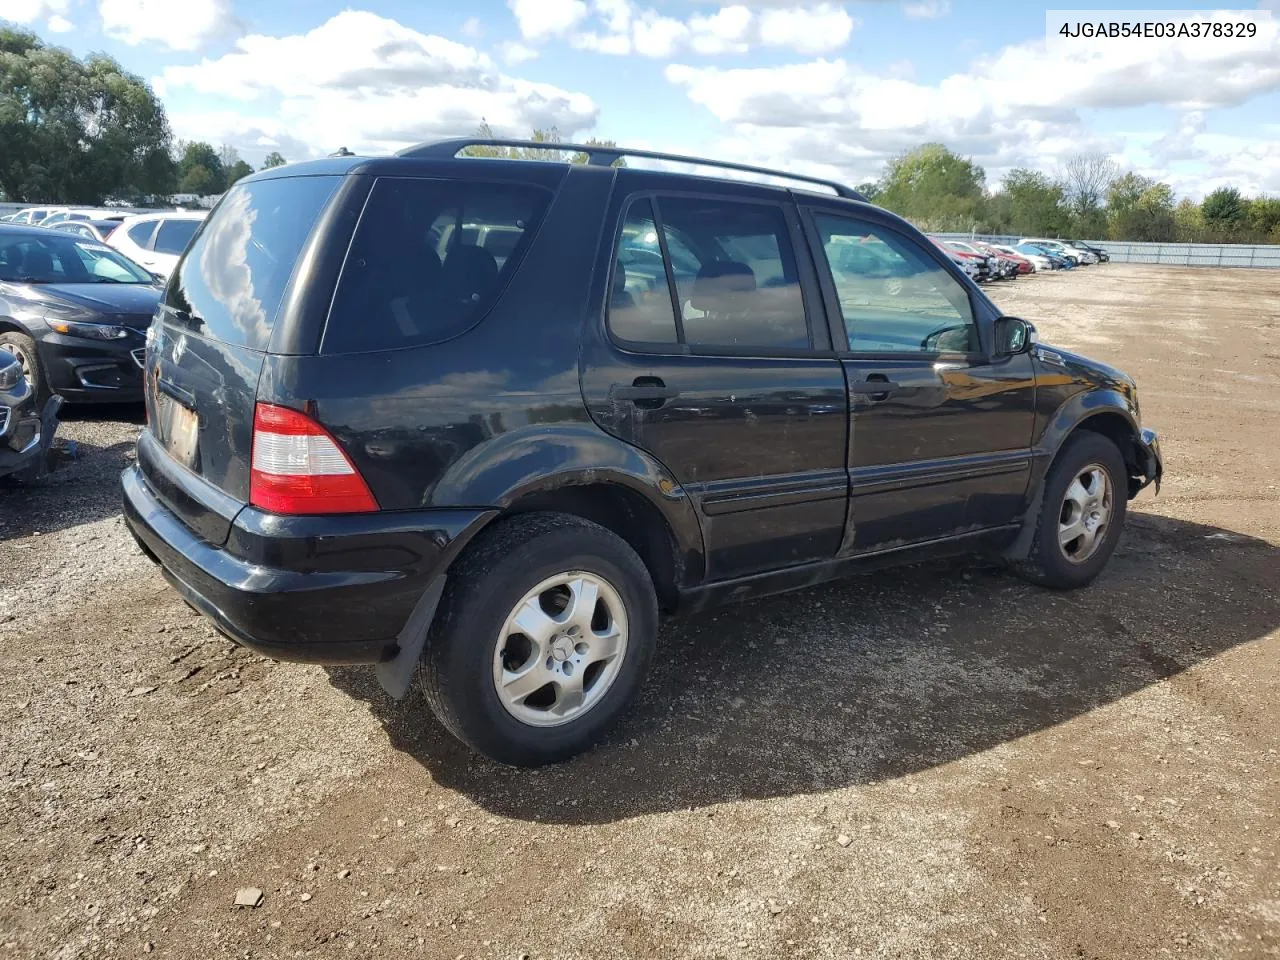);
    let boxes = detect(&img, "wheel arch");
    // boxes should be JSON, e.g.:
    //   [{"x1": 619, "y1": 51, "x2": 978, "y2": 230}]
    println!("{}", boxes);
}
[{"x1": 429, "y1": 423, "x2": 706, "y2": 612}]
